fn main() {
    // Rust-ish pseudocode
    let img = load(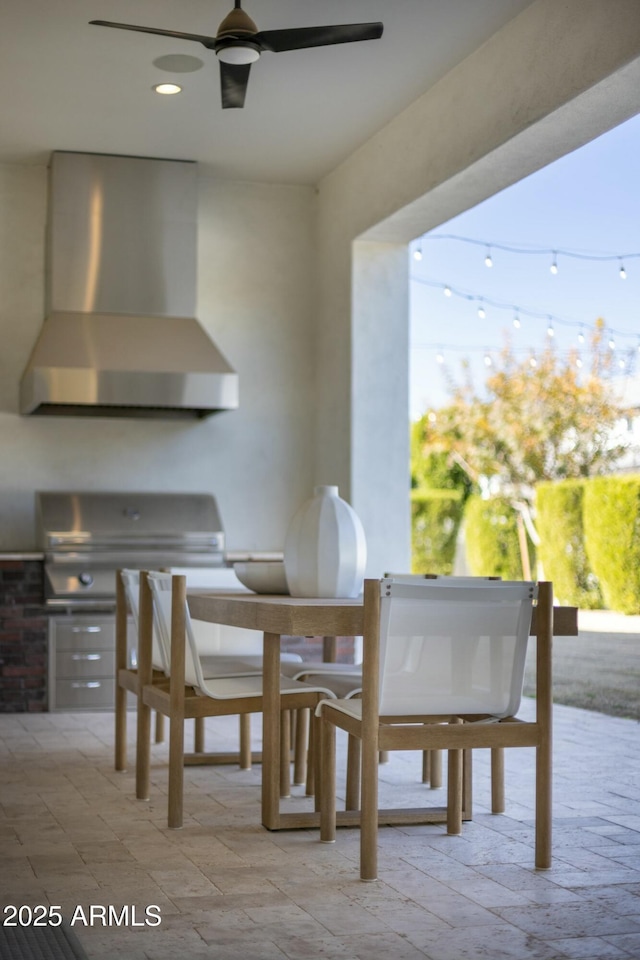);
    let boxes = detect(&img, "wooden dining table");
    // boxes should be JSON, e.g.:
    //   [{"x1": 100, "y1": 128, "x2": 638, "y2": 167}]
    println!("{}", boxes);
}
[{"x1": 187, "y1": 589, "x2": 578, "y2": 832}]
